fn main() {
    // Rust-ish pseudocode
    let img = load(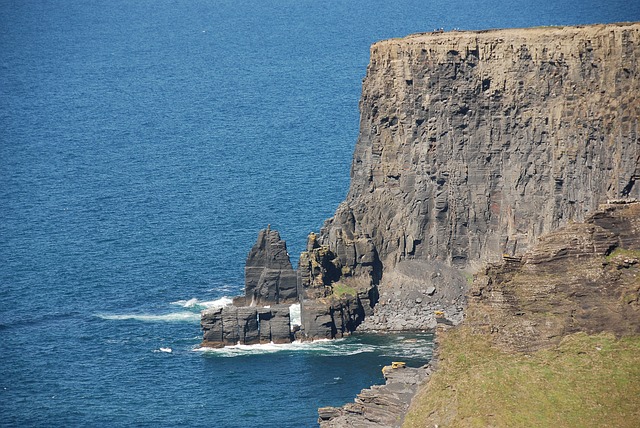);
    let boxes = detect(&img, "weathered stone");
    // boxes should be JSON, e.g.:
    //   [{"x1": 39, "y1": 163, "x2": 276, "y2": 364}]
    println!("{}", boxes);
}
[
  {"x1": 257, "y1": 307, "x2": 274, "y2": 344},
  {"x1": 245, "y1": 226, "x2": 297, "y2": 305},
  {"x1": 221, "y1": 306, "x2": 239, "y2": 346},
  {"x1": 319, "y1": 364, "x2": 434, "y2": 428},
  {"x1": 236, "y1": 307, "x2": 259, "y2": 345},
  {"x1": 358, "y1": 260, "x2": 467, "y2": 332},
  {"x1": 201, "y1": 307, "x2": 224, "y2": 347},
  {"x1": 268, "y1": 305, "x2": 292, "y2": 344},
  {"x1": 467, "y1": 202, "x2": 640, "y2": 352},
  {"x1": 202, "y1": 305, "x2": 290, "y2": 347},
  {"x1": 313, "y1": 23, "x2": 640, "y2": 316},
  {"x1": 301, "y1": 300, "x2": 335, "y2": 340},
  {"x1": 318, "y1": 407, "x2": 342, "y2": 421}
]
